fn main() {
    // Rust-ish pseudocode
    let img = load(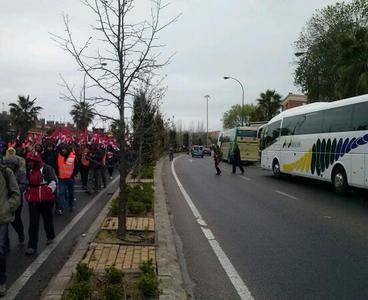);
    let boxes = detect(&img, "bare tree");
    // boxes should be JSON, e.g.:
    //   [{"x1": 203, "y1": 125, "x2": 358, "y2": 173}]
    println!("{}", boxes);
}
[{"x1": 52, "y1": 0, "x2": 179, "y2": 238}]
